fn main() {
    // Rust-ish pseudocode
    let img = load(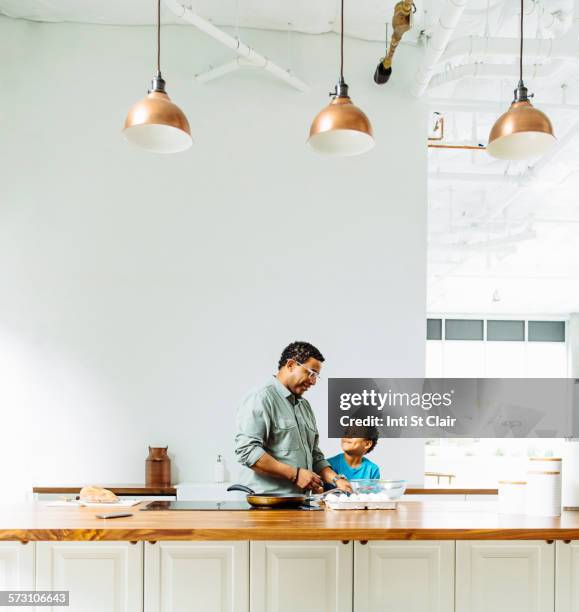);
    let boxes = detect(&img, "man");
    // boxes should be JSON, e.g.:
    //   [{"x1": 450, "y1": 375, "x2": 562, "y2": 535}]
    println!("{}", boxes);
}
[{"x1": 235, "y1": 341, "x2": 353, "y2": 495}]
